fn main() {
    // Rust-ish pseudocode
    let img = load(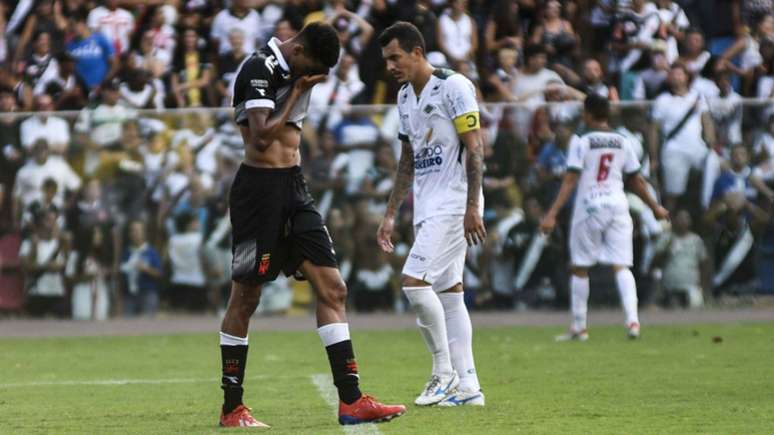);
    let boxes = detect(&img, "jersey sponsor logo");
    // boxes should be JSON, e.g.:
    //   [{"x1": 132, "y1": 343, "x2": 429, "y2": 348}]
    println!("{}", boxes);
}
[
  {"x1": 410, "y1": 253, "x2": 427, "y2": 262},
  {"x1": 414, "y1": 144, "x2": 444, "y2": 170},
  {"x1": 250, "y1": 79, "x2": 268, "y2": 88},
  {"x1": 257, "y1": 253, "x2": 271, "y2": 275}
]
